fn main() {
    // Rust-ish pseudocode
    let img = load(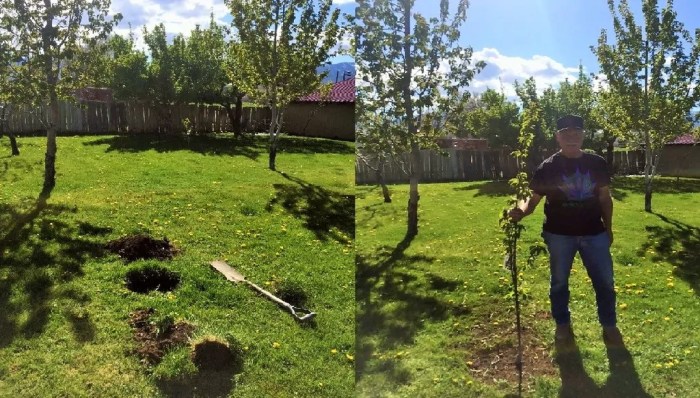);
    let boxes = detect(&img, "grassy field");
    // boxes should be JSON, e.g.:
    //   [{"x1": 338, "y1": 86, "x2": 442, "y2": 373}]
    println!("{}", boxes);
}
[
  {"x1": 0, "y1": 134, "x2": 355, "y2": 397},
  {"x1": 356, "y1": 177, "x2": 700, "y2": 397}
]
